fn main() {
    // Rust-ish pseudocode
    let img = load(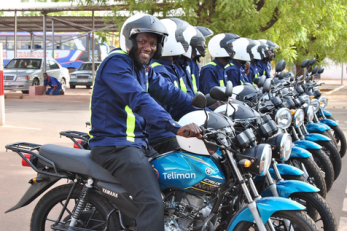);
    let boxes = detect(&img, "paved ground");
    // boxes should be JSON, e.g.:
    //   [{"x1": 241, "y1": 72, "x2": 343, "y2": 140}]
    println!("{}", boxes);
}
[{"x1": 0, "y1": 82, "x2": 346, "y2": 230}]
